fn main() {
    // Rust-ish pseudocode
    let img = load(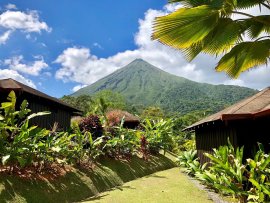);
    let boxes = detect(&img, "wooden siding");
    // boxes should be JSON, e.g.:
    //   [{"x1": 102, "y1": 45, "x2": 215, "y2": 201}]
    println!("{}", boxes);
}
[
  {"x1": 28, "y1": 101, "x2": 71, "y2": 130},
  {"x1": 195, "y1": 122, "x2": 237, "y2": 164},
  {"x1": 0, "y1": 91, "x2": 72, "y2": 130},
  {"x1": 195, "y1": 116, "x2": 270, "y2": 165}
]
